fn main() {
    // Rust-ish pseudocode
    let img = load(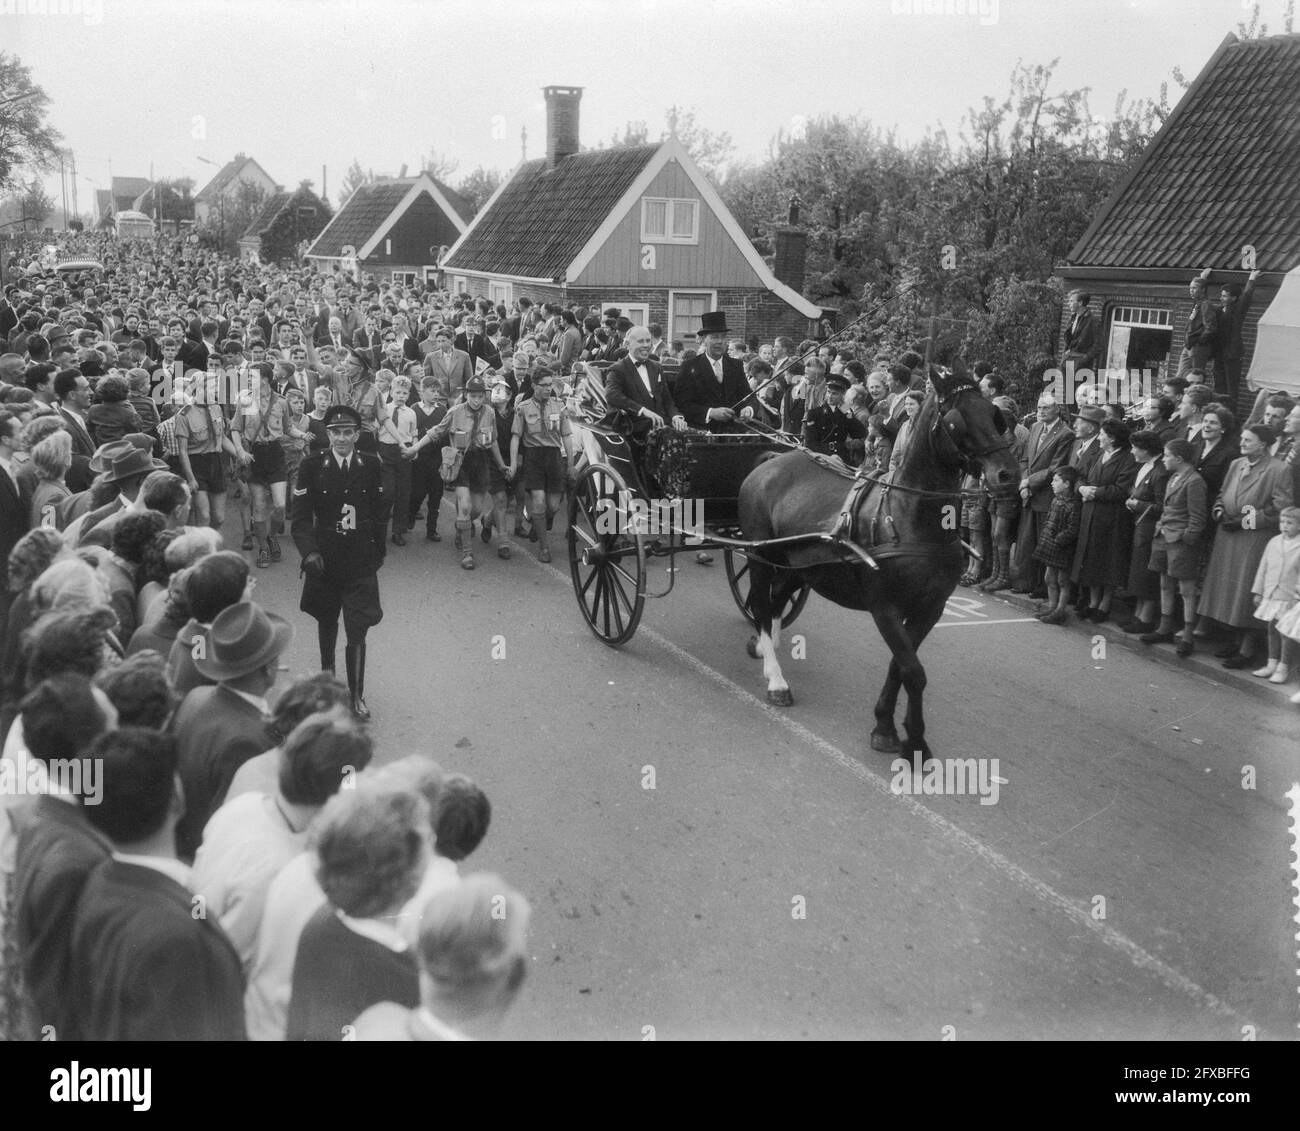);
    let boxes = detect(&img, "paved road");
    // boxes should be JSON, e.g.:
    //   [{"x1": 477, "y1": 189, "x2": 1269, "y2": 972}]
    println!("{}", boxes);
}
[{"x1": 244, "y1": 503, "x2": 1295, "y2": 1041}]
